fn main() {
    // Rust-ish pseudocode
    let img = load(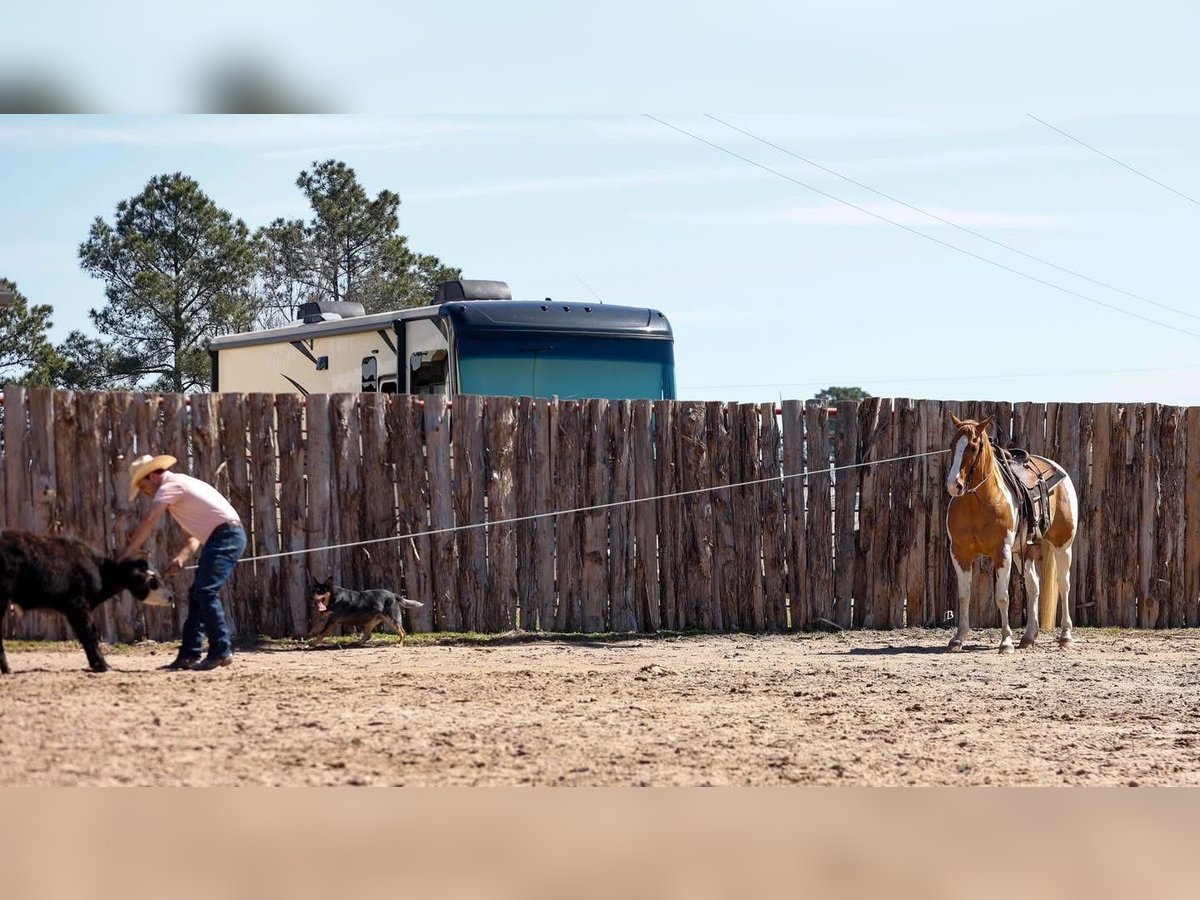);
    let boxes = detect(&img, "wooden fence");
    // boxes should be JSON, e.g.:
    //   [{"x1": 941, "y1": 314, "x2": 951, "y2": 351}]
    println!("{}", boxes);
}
[{"x1": 1, "y1": 388, "x2": 1197, "y2": 641}]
